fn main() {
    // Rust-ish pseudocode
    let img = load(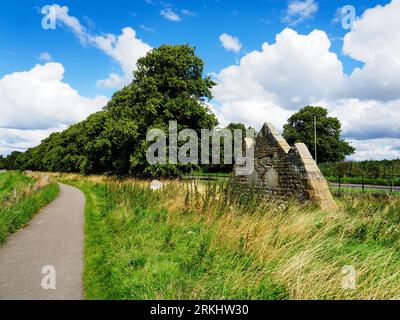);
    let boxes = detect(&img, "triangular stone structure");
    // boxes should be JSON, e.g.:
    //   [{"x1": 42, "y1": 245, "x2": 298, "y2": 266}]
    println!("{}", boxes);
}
[{"x1": 235, "y1": 123, "x2": 337, "y2": 211}]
